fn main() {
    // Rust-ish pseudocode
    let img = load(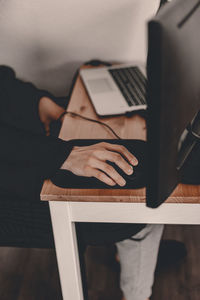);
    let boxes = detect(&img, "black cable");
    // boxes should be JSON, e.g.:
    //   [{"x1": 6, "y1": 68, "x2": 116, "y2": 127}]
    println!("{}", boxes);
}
[
  {"x1": 57, "y1": 111, "x2": 122, "y2": 140},
  {"x1": 57, "y1": 60, "x2": 122, "y2": 140}
]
